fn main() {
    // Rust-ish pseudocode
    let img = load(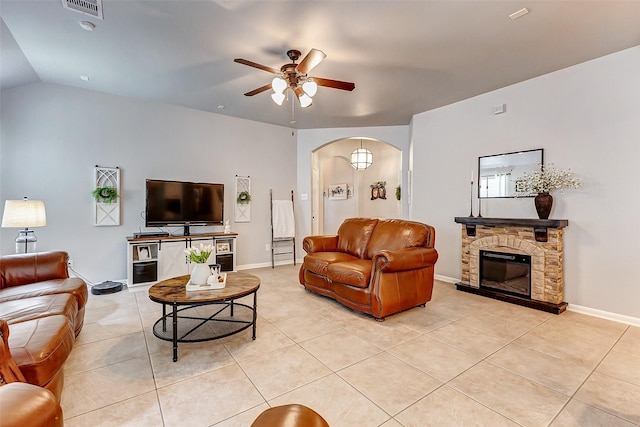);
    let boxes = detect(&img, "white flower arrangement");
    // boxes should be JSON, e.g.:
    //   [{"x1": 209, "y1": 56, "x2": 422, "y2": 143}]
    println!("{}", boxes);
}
[
  {"x1": 516, "y1": 163, "x2": 582, "y2": 195},
  {"x1": 184, "y1": 243, "x2": 214, "y2": 264}
]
